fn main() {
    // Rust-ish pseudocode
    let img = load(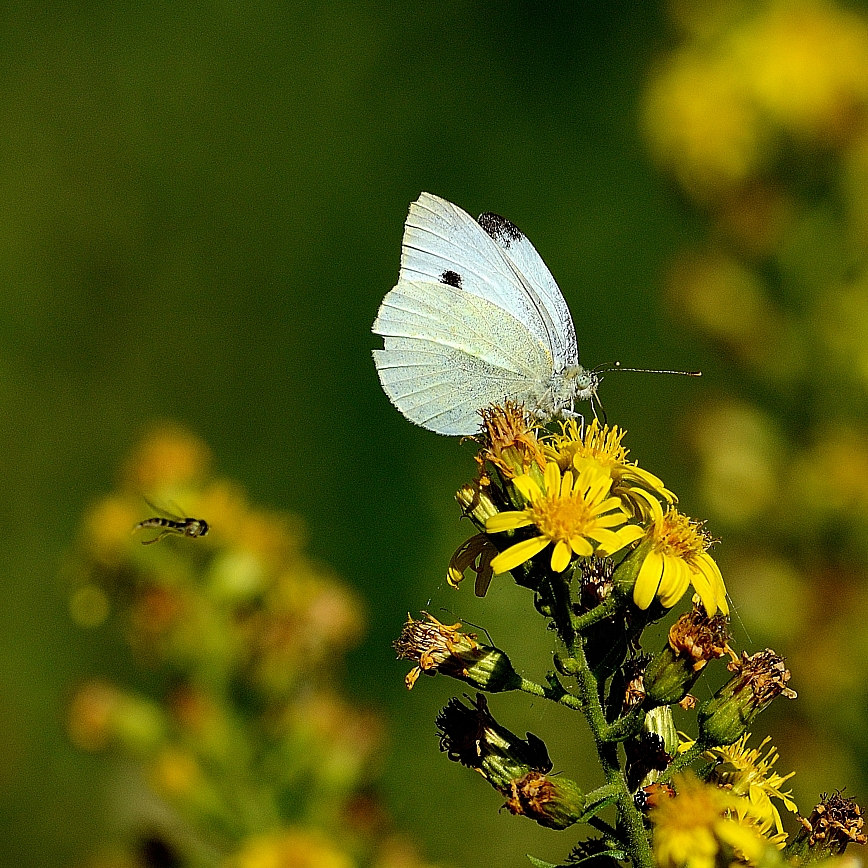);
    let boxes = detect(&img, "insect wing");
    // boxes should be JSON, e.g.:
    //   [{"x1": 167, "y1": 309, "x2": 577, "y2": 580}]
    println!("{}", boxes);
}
[
  {"x1": 399, "y1": 193, "x2": 574, "y2": 368},
  {"x1": 476, "y1": 208, "x2": 579, "y2": 369},
  {"x1": 372, "y1": 280, "x2": 551, "y2": 435}
]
